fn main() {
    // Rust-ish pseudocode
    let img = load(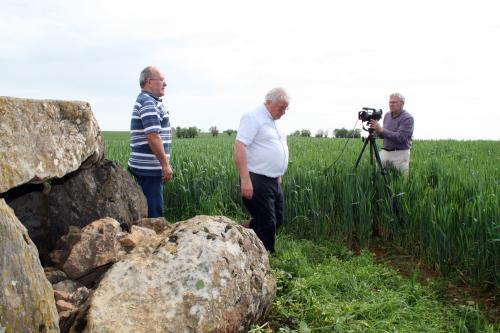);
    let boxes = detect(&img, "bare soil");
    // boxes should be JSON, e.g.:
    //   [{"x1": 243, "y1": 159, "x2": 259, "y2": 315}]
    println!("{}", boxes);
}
[{"x1": 366, "y1": 238, "x2": 499, "y2": 324}]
